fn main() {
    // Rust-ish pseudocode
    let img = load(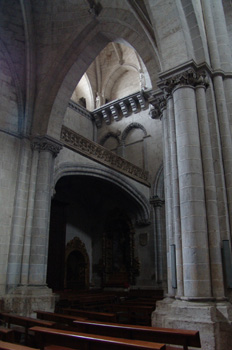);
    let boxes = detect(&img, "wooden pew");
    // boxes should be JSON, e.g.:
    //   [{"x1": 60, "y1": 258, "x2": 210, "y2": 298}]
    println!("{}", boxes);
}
[
  {"x1": 103, "y1": 304, "x2": 154, "y2": 325},
  {"x1": 30, "y1": 326, "x2": 166, "y2": 350},
  {"x1": 56, "y1": 292, "x2": 118, "y2": 311},
  {"x1": 72, "y1": 319, "x2": 201, "y2": 350},
  {"x1": 35, "y1": 310, "x2": 87, "y2": 326},
  {"x1": 0, "y1": 340, "x2": 37, "y2": 350},
  {"x1": 61, "y1": 308, "x2": 117, "y2": 323},
  {"x1": 0, "y1": 313, "x2": 55, "y2": 344},
  {"x1": 0, "y1": 328, "x2": 15, "y2": 343}
]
